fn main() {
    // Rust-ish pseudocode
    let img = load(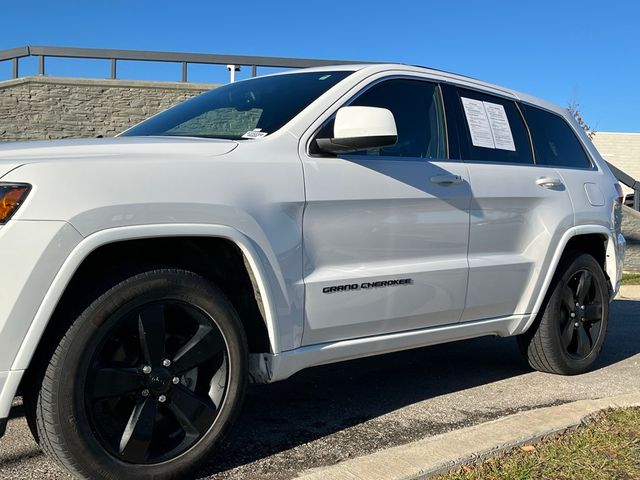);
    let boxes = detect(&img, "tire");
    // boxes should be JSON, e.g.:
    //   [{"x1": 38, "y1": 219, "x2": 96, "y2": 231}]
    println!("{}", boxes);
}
[
  {"x1": 34, "y1": 269, "x2": 248, "y2": 480},
  {"x1": 518, "y1": 252, "x2": 609, "y2": 375}
]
